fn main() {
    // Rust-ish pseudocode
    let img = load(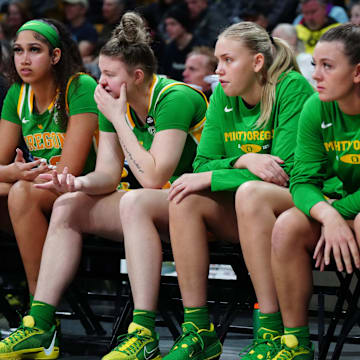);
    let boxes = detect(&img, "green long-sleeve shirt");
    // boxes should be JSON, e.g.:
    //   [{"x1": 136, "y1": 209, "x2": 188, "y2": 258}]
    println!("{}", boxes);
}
[
  {"x1": 290, "y1": 93, "x2": 360, "y2": 220},
  {"x1": 193, "y1": 70, "x2": 314, "y2": 192}
]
